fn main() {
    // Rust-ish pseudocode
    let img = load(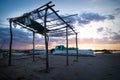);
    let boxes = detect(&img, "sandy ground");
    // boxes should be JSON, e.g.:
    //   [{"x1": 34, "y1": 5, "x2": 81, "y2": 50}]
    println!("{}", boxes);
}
[{"x1": 0, "y1": 53, "x2": 120, "y2": 80}]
